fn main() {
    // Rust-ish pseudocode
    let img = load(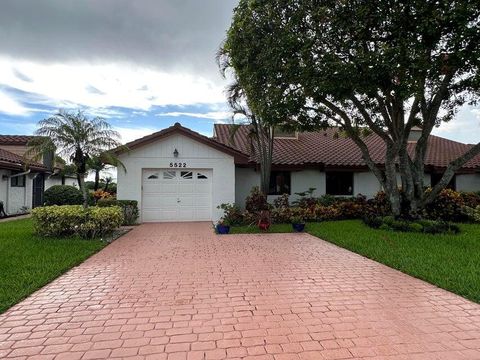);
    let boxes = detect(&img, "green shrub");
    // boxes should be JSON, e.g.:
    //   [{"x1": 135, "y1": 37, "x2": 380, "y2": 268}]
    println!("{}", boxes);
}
[
  {"x1": 32, "y1": 205, "x2": 123, "y2": 239},
  {"x1": 317, "y1": 194, "x2": 337, "y2": 207},
  {"x1": 363, "y1": 216, "x2": 383, "y2": 229},
  {"x1": 245, "y1": 187, "x2": 269, "y2": 213},
  {"x1": 363, "y1": 216, "x2": 460, "y2": 234},
  {"x1": 464, "y1": 205, "x2": 480, "y2": 223},
  {"x1": 334, "y1": 200, "x2": 365, "y2": 219},
  {"x1": 416, "y1": 219, "x2": 460, "y2": 234},
  {"x1": 44, "y1": 185, "x2": 83, "y2": 206},
  {"x1": 423, "y1": 188, "x2": 467, "y2": 222},
  {"x1": 292, "y1": 188, "x2": 318, "y2": 209},
  {"x1": 271, "y1": 207, "x2": 292, "y2": 223},
  {"x1": 97, "y1": 199, "x2": 139, "y2": 225},
  {"x1": 365, "y1": 191, "x2": 391, "y2": 217},
  {"x1": 313, "y1": 205, "x2": 341, "y2": 221},
  {"x1": 217, "y1": 203, "x2": 243, "y2": 226},
  {"x1": 96, "y1": 198, "x2": 117, "y2": 207},
  {"x1": 460, "y1": 192, "x2": 480, "y2": 208},
  {"x1": 273, "y1": 193, "x2": 290, "y2": 209}
]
